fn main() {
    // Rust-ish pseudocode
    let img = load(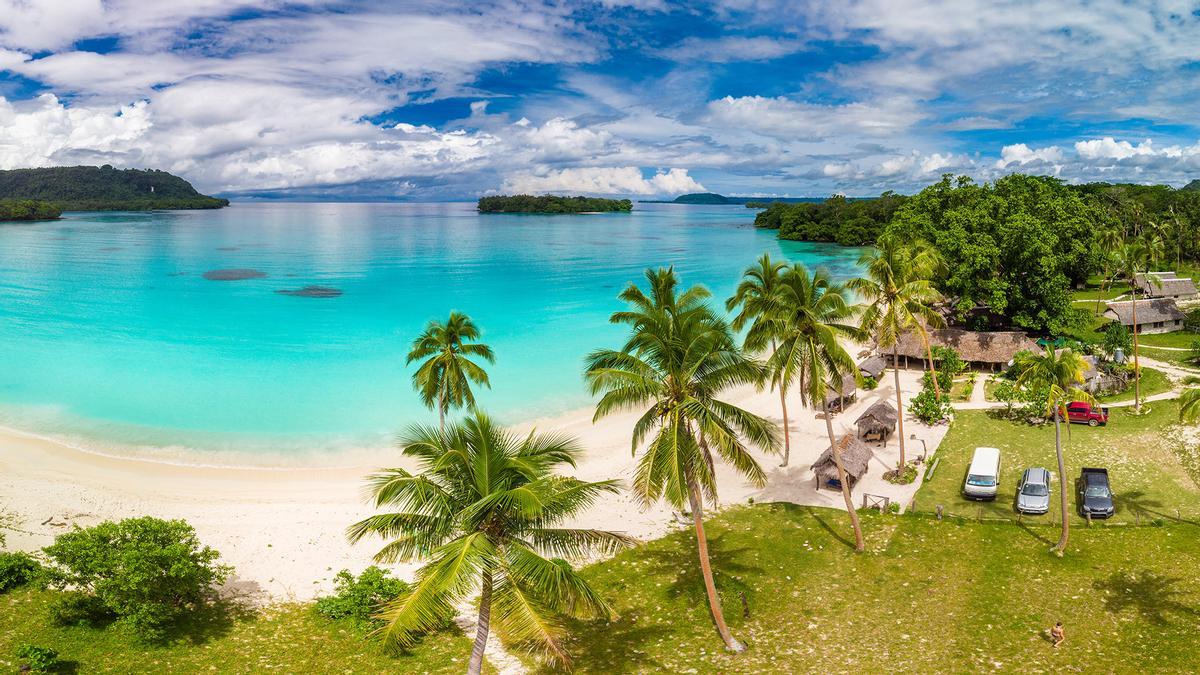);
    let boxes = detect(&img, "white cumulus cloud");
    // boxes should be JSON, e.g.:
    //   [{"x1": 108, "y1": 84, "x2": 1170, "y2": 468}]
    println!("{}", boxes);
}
[{"x1": 502, "y1": 167, "x2": 704, "y2": 195}]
